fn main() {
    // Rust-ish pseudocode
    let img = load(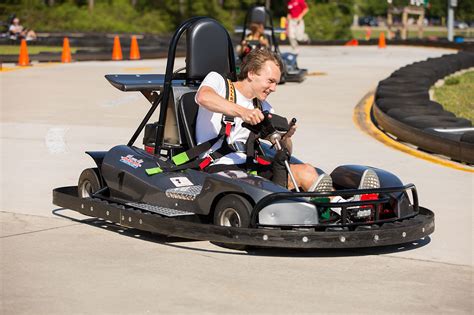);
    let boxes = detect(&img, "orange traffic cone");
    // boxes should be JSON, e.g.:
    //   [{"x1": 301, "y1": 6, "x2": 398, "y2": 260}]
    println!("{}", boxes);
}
[
  {"x1": 17, "y1": 39, "x2": 30, "y2": 66},
  {"x1": 61, "y1": 37, "x2": 72, "y2": 63},
  {"x1": 344, "y1": 39, "x2": 358, "y2": 46},
  {"x1": 378, "y1": 32, "x2": 386, "y2": 48},
  {"x1": 112, "y1": 36, "x2": 123, "y2": 60},
  {"x1": 129, "y1": 36, "x2": 141, "y2": 60}
]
